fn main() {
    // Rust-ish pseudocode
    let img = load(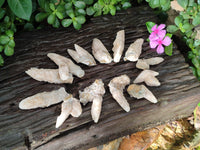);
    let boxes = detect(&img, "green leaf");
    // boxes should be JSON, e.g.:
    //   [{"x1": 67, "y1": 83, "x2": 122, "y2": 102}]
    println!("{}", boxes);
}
[
  {"x1": 0, "y1": 55, "x2": 4, "y2": 66},
  {"x1": 47, "y1": 13, "x2": 56, "y2": 24},
  {"x1": 56, "y1": 11, "x2": 64, "y2": 19},
  {"x1": 24, "y1": 23, "x2": 34, "y2": 31},
  {"x1": 166, "y1": 33, "x2": 173, "y2": 38},
  {"x1": 193, "y1": 3, "x2": 198, "y2": 12},
  {"x1": 66, "y1": 9, "x2": 74, "y2": 18},
  {"x1": 76, "y1": 15, "x2": 86, "y2": 24},
  {"x1": 86, "y1": 7, "x2": 95, "y2": 15},
  {"x1": 62, "y1": 19, "x2": 72, "y2": 27},
  {"x1": 182, "y1": 22, "x2": 193, "y2": 31},
  {"x1": 35, "y1": 12, "x2": 48, "y2": 22},
  {"x1": 180, "y1": 11, "x2": 190, "y2": 19},
  {"x1": 84, "y1": 0, "x2": 93, "y2": 5},
  {"x1": 8, "y1": 40, "x2": 15, "y2": 48},
  {"x1": 74, "y1": 1, "x2": 86, "y2": 9},
  {"x1": 94, "y1": 10, "x2": 102, "y2": 17},
  {"x1": 44, "y1": 1, "x2": 51, "y2": 12},
  {"x1": 50, "y1": 0, "x2": 59, "y2": 4},
  {"x1": 167, "y1": 25, "x2": 179, "y2": 33},
  {"x1": 93, "y1": 3, "x2": 102, "y2": 11},
  {"x1": 98, "y1": 0, "x2": 104, "y2": 6},
  {"x1": 111, "y1": 0, "x2": 116, "y2": 5},
  {"x1": 174, "y1": 16, "x2": 183, "y2": 27},
  {"x1": 177, "y1": 0, "x2": 188, "y2": 9},
  {"x1": 149, "y1": 0, "x2": 160, "y2": 8},
  {"x1": 165, "y1": 42, "x2": 173, "y2": 56},
  {"x1": 0, "y1": 35, "x2": 10, "y2": 45},
  {"x1": 161, "y1": 0, "x2": 171, "y2": 11},
  {"x1": 146, "y1": 21, "x2": 156, "y2": 33},
  {"x1": 122, "y1": 2, "x2": 132, "y2": 9},
  {"x1": 192, "y1": 14, "x2": 200, "y2": 26},
  {"x1": 103, "y1": 5, "x2": 109, "y2": 15},
  {"x1": 198, "y1": 0, "x2": 200, "y2": 5},
  {"x1": 185, "y1": 30, "x2": 193, "y2": 38},
  {"x1": 4, "y1": 16, "x2": 9, "y2": 23},
  {"x1": 73, "y1": 20, "x2": 81, "y2": 30},
  {"x1": 7, "y1": 0, "x2": 32, "y2": 21},
  {"x1": 38, "y1": 0, "x2": 46, "y2": 8},
  {"x1": 57, "y1": 4, "x2": 65, "y2": 13},
  {"x1": 0, "y1": 45, "x2": 3, "y2": 52},
  {"x1": 65, "y1": 3, "x2": 72, "y2": 9},
  {"x1": 49, "y1": 3, "x2": 55, "y2": 11},
  {"x1": 160, "y1": 0, "x2": 167, "y2": 5},
  {"x1": 0, "y1": 8, "x2": 6, "y2": 20},
  {"x1": 5, "y1": 30, "x2": 14, "y2": 37},
  {"x1": 109, "y1": 5, "x2": 116, "y2": 15},
  {"x1": 188, "y1": 51, "x2": 194, "y2": 59},
  {"x1": 188, "y1": 0, "x2": 194, "y2": 6},
  {"x1": 52, "y1": 17, "x2": 60, "y2": 28},
  {"x1": 77, "y1": 9, "x2": 86, "y2": 15},
  {"x1": 186, "y1": 6, "x2": 194, "y2": 15},
  {"x1": 194, "y1": 39, "x2": 200, "y2": 47},
  {"x1": 4, "y1": 45, "x2": 14, "y2": 56},
  {"x1": 0, "y1": 0, "x2": 5, "y2": 8},
  {"x1": 192, "y1": 56, "x2": 200, "y2": 68}
]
